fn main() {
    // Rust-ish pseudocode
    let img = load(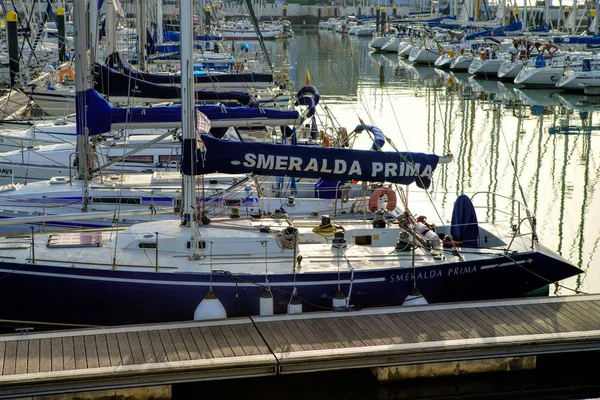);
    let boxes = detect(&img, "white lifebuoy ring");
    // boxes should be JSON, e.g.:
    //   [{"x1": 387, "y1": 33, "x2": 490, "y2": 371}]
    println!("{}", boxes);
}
[{"x1": 368, "y1": 187, "x2": 397, "y2": 212}]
